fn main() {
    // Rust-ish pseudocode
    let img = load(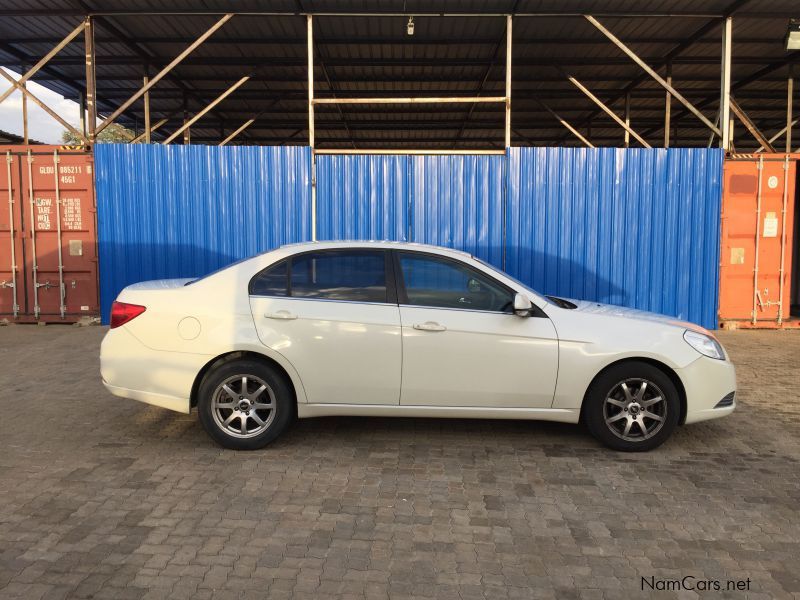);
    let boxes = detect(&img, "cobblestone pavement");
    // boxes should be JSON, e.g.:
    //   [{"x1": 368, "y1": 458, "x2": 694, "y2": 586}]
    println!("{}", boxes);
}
[{"x1": 0, "y1": 325, "x2": 798, "y2": 600}]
